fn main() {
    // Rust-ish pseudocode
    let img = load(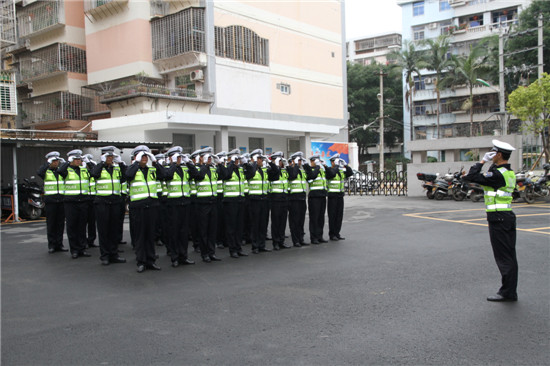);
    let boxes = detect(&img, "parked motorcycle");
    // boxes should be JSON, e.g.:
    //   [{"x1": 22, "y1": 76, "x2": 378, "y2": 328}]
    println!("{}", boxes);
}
[
  {"x1": 513, "y1": 171, "x2": 536, "y2": 204},
  {"x1": 416, "y1": 172, "x2": 439, "y2": 199},
  {"x1": 432, "y1": 172, "x2": 455, "y2": 200},
  {"x1": 1, "y1": 177, "x2": 45, "y2": 220},
  {"x1": 532, "y1": 163, "x2": 550, "y2": 200}
]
